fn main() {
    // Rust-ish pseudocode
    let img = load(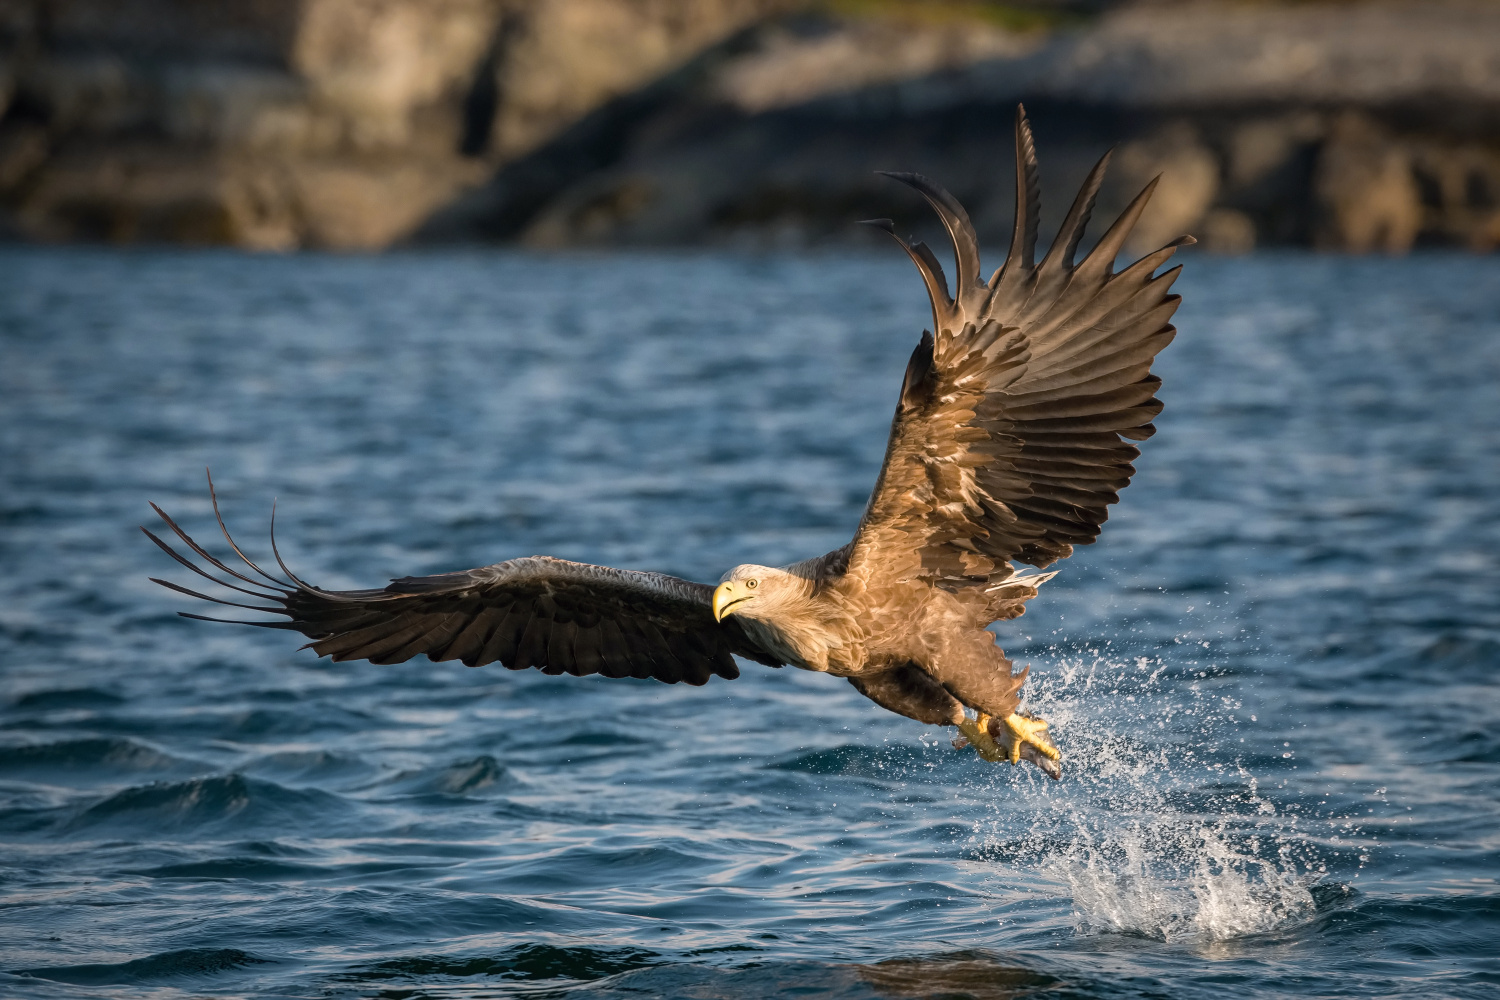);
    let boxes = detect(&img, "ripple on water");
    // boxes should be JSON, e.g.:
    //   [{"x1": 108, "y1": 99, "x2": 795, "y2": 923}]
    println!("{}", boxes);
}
[
  {"x1": 18, "y1": 948, "x2": 267, "y2": 987},
  {"x1": 64, "y1": 773, "x2": 352, "y2": 838},
  {"x1": 128, "y1": 855, "x2": 332, "y2": 881},
  {"x1": 239, "y1": 748, "x2": 380, "y2": 788},
  {"x1": 379, "y1": 754, "x2": 519, "y2": 797},
  {"x1": 766, "y1": 743, "x2": 930, "y2": 779},
  {"x1": 9, "y1": 689, "x2": 125, "y2": 711},
  {"x1": 340, "y1": 943, "x2": 660, "y2": 986},
  {"x1": 0, "y1": 737, "x2": 201, "y2": 784}
]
